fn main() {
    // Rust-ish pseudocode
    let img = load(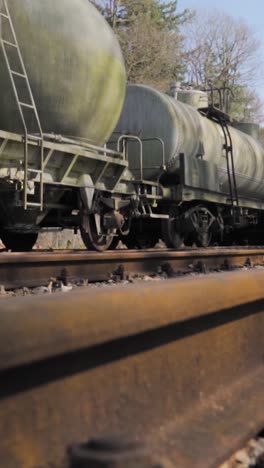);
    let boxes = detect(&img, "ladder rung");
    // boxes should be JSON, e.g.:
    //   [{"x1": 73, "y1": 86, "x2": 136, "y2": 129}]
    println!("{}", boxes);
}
[
  {"x1": 2, "y1": 39, "x2": 18, "y2": 48},
  {"x1": 19, "y1": 102, "x2": 35, "y2": 109},
  {"x1": 27, "y1": 134, "x2": 42, "y2": 140},
  {"x1": 27, "y1": 202, "x2": 42, "y2": 207},
  {"x1": 2, "y1": 2, "x2": 44, "y2": 214},
  {"x1": 11, "y1": 70, "x2": 26, "y2": 78}
]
